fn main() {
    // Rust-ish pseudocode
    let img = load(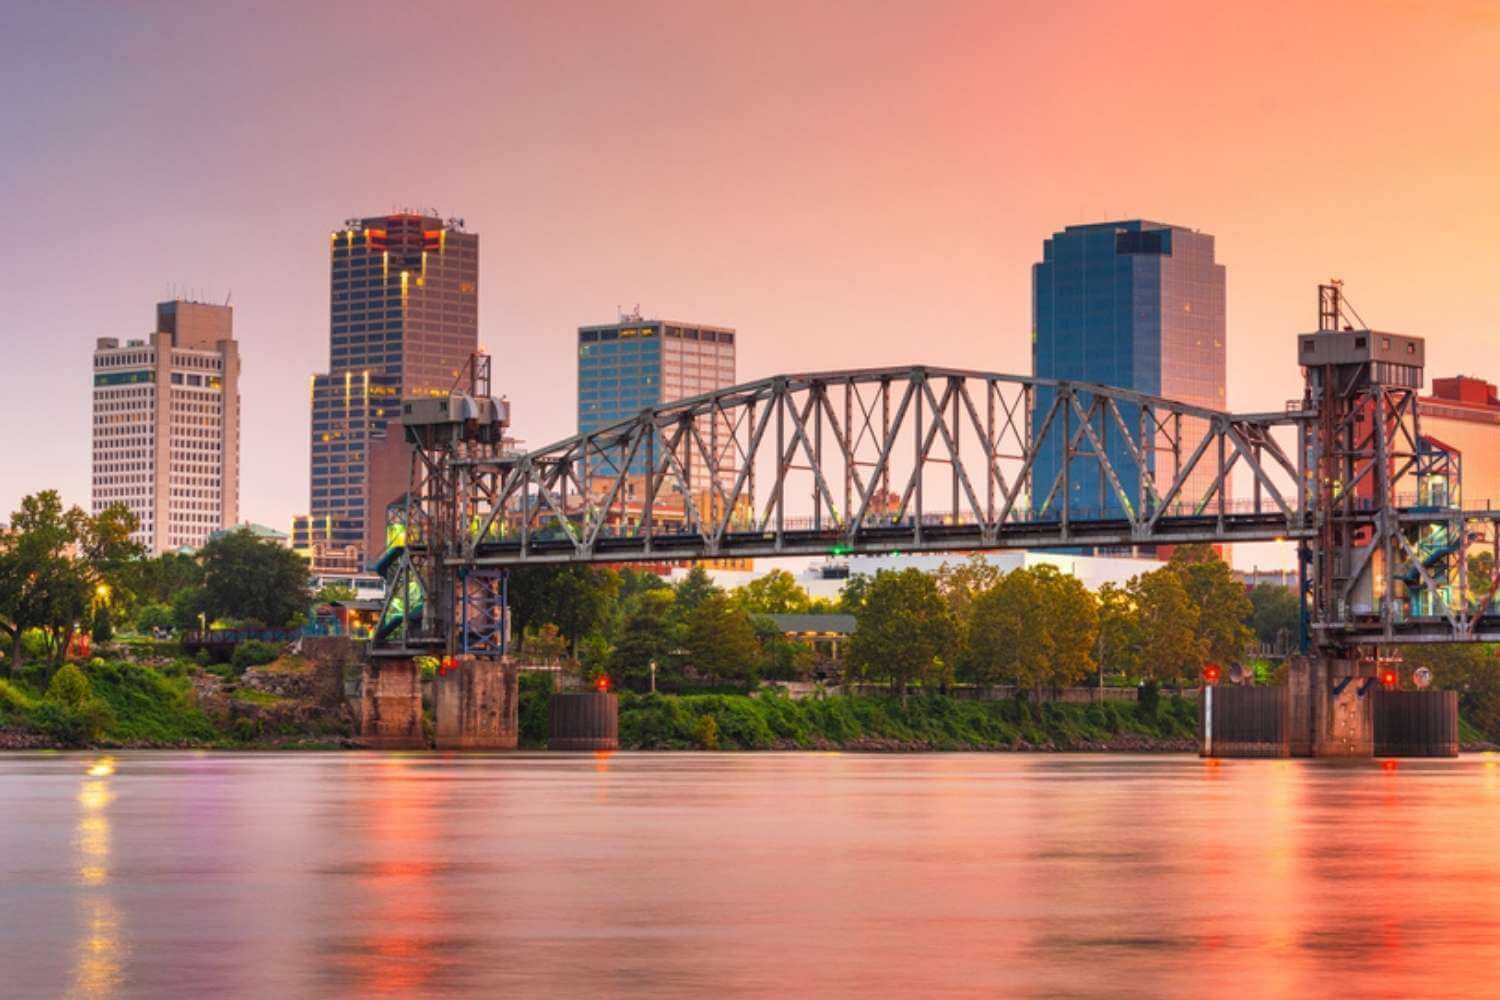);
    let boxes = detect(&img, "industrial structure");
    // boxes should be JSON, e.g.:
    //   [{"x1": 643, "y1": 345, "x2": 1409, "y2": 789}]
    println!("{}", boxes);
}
[
  {"x1": 361, "y1": 286, "x2": 1498, "y2": 756},
  {"x1": 91, "y1": 300, "x2": 241, "y2": 554}
]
